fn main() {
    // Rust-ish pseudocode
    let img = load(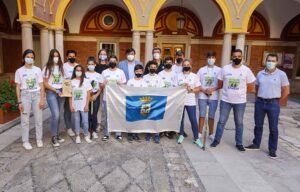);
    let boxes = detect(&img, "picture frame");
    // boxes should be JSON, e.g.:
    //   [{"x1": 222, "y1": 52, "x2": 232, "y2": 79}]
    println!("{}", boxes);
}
[
  {"x1": 262, "y1": 51, "x2": 283, "y2": 66},
  {"x1": 283, "y1": 53, "x2": 295, "y2": 69}
]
